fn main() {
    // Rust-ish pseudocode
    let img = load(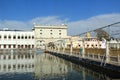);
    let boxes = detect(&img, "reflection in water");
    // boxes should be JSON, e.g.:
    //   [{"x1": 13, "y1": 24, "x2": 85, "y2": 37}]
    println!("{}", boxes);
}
[
  {"x1": 0, "y1": 52, "x2": 117, "y2": 80},
  {"x1": 35, "y1": 54, "x2": 68, "y2": 80}
]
